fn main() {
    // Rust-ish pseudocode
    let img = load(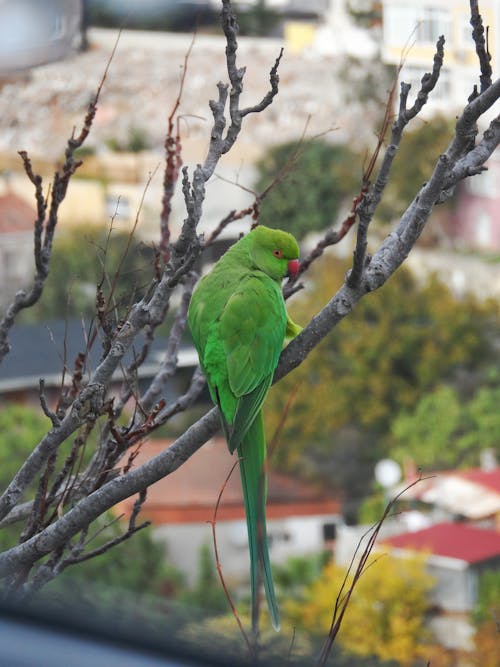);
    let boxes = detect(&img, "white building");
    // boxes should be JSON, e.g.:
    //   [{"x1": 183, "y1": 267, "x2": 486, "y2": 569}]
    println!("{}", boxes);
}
[{"x1": 381, "y1": 0, "x2": 500, "y2": 117}]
